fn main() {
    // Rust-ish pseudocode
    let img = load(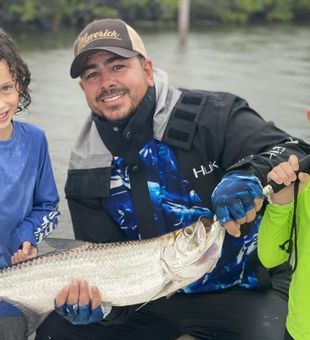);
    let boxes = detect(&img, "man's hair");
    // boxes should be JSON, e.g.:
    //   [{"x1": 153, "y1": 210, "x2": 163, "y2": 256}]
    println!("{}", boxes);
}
[
  {"x1": 136, "y1": 54, "x2": 146, "y2": 65},
  {"x1": 0, "y1": 28, "x2": 31, "y2": 112}
]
